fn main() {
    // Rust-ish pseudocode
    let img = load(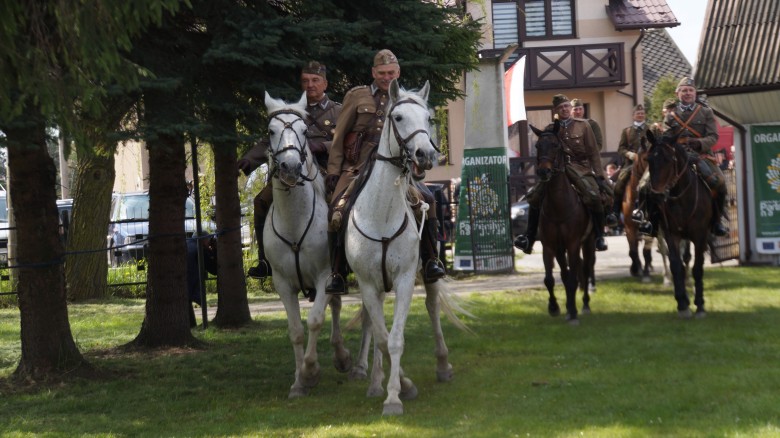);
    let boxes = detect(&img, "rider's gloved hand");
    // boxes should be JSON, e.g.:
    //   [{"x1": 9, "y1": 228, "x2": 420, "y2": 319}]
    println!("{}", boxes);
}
[
  {"x1": 237, "y1": 158, "x2": 252, "y2": 176},
  {"x1": 325, "y1": 174, "x2": 339, "y2": 193}
]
